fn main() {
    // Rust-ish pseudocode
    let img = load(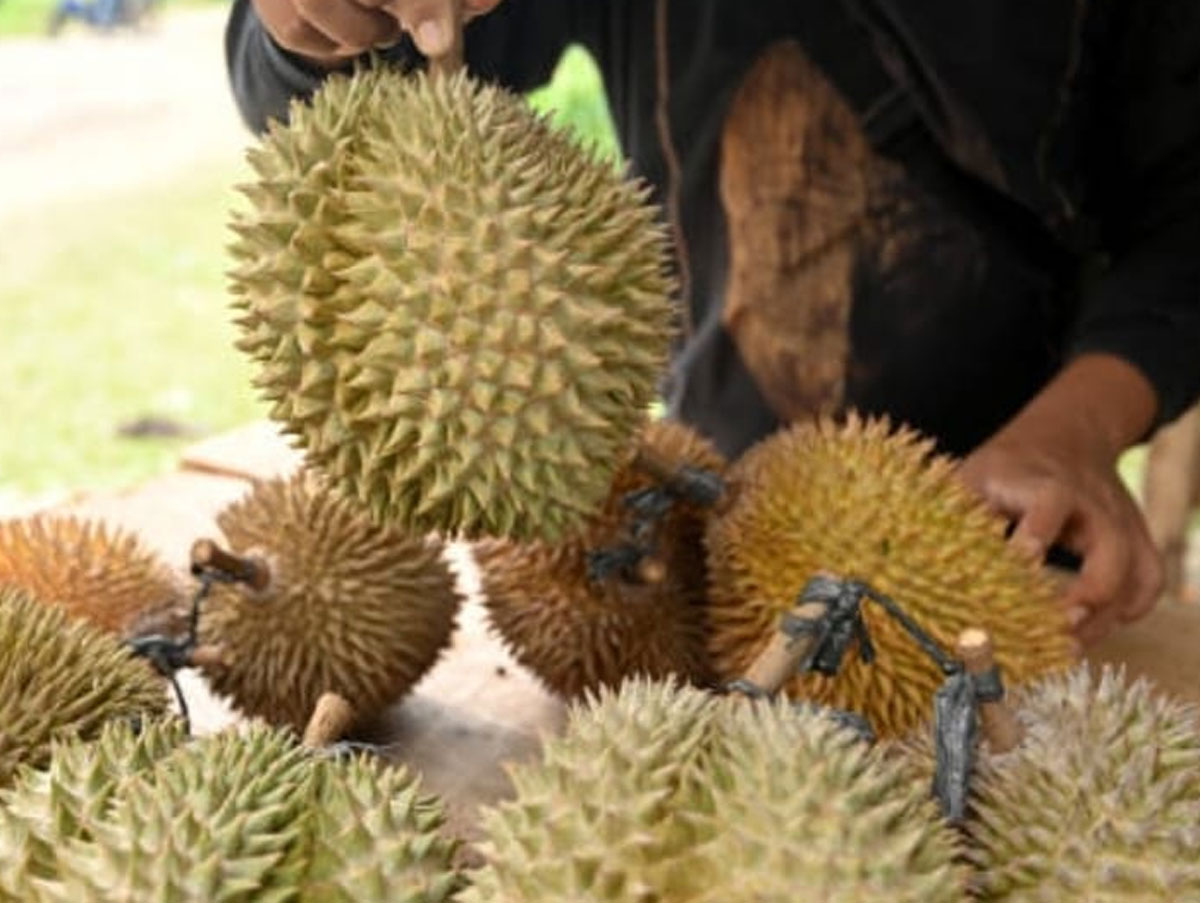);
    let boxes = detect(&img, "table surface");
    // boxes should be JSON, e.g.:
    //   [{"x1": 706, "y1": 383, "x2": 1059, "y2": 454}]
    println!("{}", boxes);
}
[{"x1": 54, "y1": 420, "x2": 1200, "y2": 842}]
